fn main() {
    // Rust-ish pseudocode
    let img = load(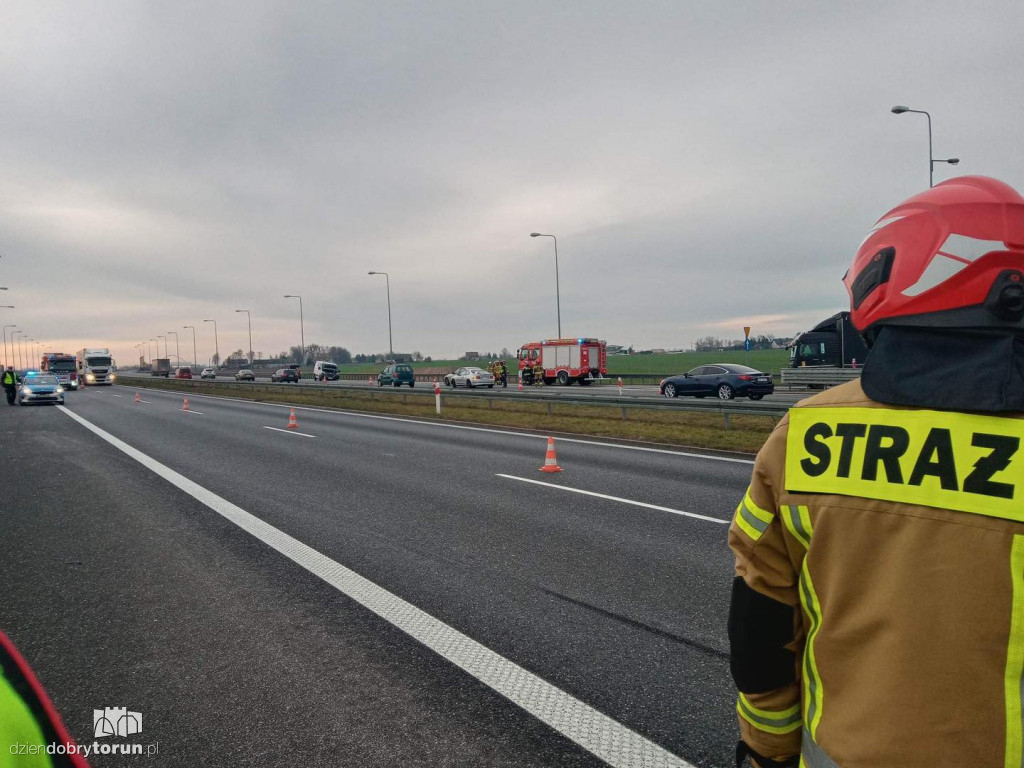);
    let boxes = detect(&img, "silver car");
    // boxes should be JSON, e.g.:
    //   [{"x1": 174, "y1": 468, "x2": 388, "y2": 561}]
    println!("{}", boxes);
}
[
  {"x1": 18, "y1": 373, "x2": 66, "y2": 405},
  {"x1": 444, "y1": 367, "x2": 495, "y2": 389},
  {"x1": 200, "y1": 367, "x2": 217, "y2": 379}
]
